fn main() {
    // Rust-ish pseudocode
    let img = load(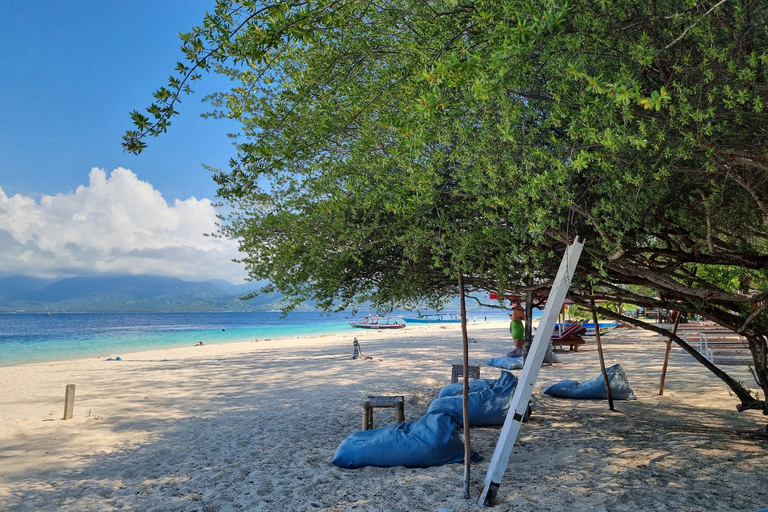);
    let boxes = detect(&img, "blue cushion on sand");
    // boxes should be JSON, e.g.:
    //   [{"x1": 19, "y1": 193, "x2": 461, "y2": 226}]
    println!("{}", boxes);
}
[
  {"x1": 427, "y1": 371, "x2": 518, "y2": 426},
  {"x1": 437, "y1": 378, "x2": 496, "y2": 398},
  {"x1": 544, "y1": 364, "x2": 636, "y2": 400},
  {"x1": 487, "y1": 356, "x2": 524, "y2": 369},
  {"x1": 331, "y1": 411, "x2": 480, "y2": 469}
]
